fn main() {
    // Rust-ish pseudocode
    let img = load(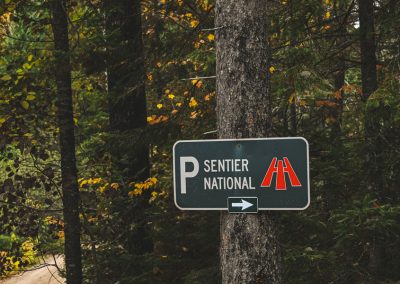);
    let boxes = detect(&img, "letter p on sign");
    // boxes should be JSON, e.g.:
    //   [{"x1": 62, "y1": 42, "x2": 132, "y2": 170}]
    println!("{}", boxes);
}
[{"x1": 180, "y1": 156, "x2": 199, "y2": 194}]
